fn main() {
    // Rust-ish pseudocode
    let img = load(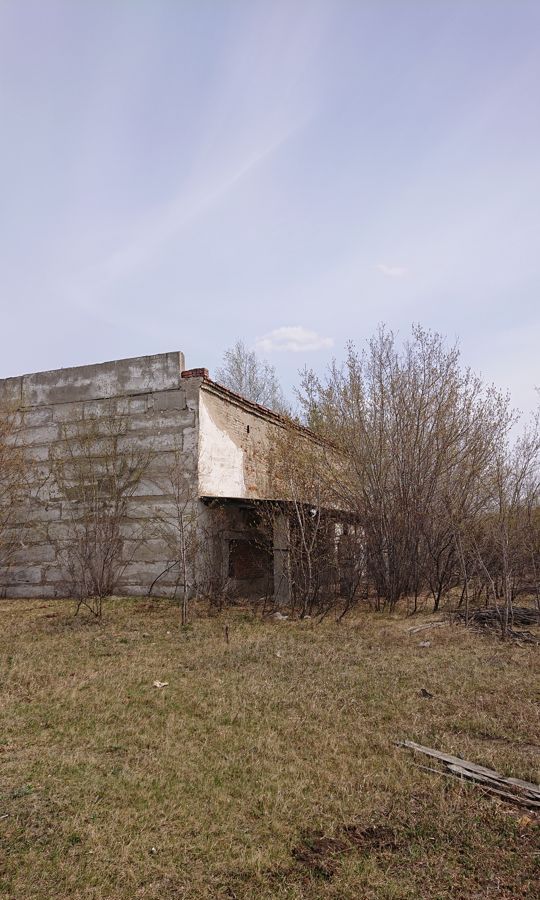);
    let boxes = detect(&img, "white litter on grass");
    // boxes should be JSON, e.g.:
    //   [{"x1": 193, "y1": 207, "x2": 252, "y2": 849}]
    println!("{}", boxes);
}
[{"x1": 153, "y1": 681, "x2": 169, "y2": 688}]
